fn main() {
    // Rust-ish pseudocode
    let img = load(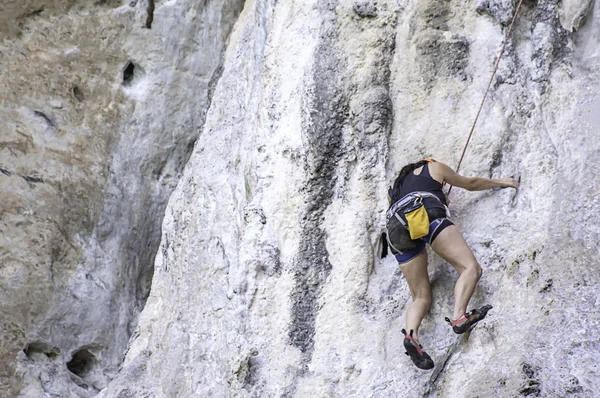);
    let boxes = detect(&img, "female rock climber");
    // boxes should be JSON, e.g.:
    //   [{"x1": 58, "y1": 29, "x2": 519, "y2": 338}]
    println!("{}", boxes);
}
[{"x1": 386, "y1": 158, "x2": 518, "y2": 370}]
